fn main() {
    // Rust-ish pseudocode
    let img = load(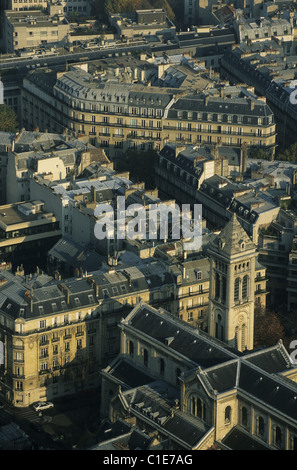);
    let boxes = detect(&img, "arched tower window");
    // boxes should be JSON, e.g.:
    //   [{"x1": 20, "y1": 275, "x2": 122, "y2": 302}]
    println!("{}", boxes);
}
[
  {"x1": 242, "y1": 275, "x2": 249, "y2": 299},
  {"x1": 215, "y1": 272, "x2": 220, "y2": 300},
  {"x1": 241, "y1": 324, "x2": 247, "y2": 350},
  {"x1": 215, "y1": 314, "x2": 224, "y2": 341},
  {"x1": 222, "y1": 276, "x2": 226, "y2": 303},
  {"x1": 234, "y1": 278, "x2": 240, "y2": 302}
]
